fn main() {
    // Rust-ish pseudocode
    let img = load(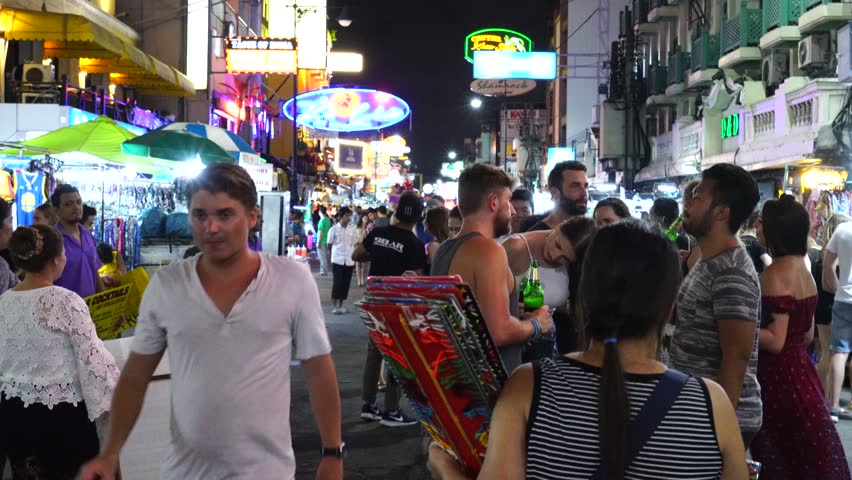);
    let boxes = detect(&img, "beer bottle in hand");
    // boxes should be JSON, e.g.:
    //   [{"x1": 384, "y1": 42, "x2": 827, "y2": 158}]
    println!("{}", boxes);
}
[
  {"x1": 523, "y1": 261, "x2": 545, "y2": 312},
  {"x1": 664, "y1": 215, "x2": 683, "y2": 242}
]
